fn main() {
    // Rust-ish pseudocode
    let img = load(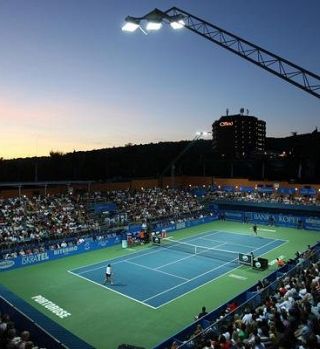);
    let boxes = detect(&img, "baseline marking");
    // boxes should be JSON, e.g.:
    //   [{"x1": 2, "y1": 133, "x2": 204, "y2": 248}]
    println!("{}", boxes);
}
[{"x1": 67, "y1": 270, "x2": 157, "y2": 309}]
